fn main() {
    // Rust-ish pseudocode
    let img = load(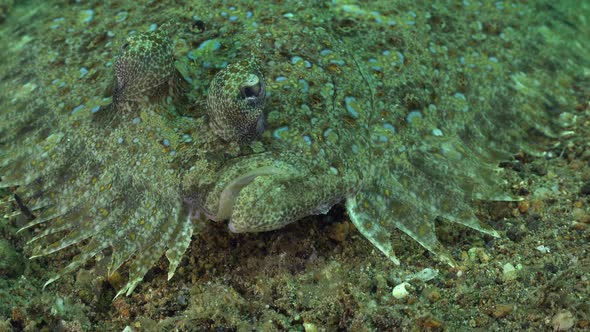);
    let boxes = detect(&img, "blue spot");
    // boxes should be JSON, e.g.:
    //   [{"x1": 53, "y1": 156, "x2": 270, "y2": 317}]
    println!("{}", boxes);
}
[
  {"x1": 454, "y1": 92, "x2": 466, "y2": 101},
  {"x1": 388, "y1": 20, "x2": 397, "y2": 26},
  {"x1": 51, "y1": 17, "x2": 64, "y2": 29},
  {"x1": 323, "y1": 128, "x2": 335, "y2": 140},
  {"x1": 489, "y1": 56, "x2": 498, "y2": 63},
  {"x1": 298, "y1": 79, "x2": 309, "y2": 93},
  {"x1": 406, "y1": 111, "x2": 422, "y2": 124},
  {"x1": 51, "y1": 79, "x2": 59, "y2": 85},
  {"x1": 115, "y1": 11, "x2": 128, "y2": 23},
  {"x1": 79, "y1": 67, "x2": 89, "y2": 78},
  {"x1": 273, "y1": 126, "x2": 289, "y2": 140},
  {"x1": 132, "y1": 117, "x2": 141, "y2": 124},
  {"x1": 162, "y1": 139, "x2": 170, "y2": 147},
  {"x1": 81, "y1": 9, "x2": 94, "y2": 23},
  {"x1": 320, "y1": 49, "x2": 332, "y2": 56},
  {"x1": 275, "y1": 76, "x2": 288, "y2": 82},
  {"x1": 107, "y1": 31, "x2": 115, "y2": 37},
  {"x1": 302, "y1": 135, "x2": 312, "y2": 145},
  {"x1": 351, "y1": 144, "x2": 359, "y2": 154},
  {"x1": 132, "y1": 138, "x2": 140, "y2": 144},
  {"x1": 117, "y1": 137, "x2": 124, "y2": 144},
  {"x1": 229, "y1": 15, "x2": 238, "y2": 21},
  {"x1": 344, "y1": 96, "x2": 360, "y2": 119},
  {"x1": 383, "y1": 123, "x2": 396, "y2": 134},
  {"x1": 91, "y1": 106, "x2": 101, "y2": 113},
  {"x1": 198, "y1": 39, "x2": 221, "y2": 52},
  {"x1": 182, "y1": 134, "x2": 193, "y2": 143},
  {"x1": 246, "y1": 11, "x2": 253, "y2": 18},
  {"x1": 397, "y1": 52, "x2": 405, "y2": 64},
  {"x1": 169, "y1": 150, "x2": 176, "y2": 156},
  {"x1": 291, "y1": 56, "x2": 303, "y2": 65},
  {"x1": 149, "y1": 23, "x2": 158, "y2": 31},
  {"x1": 221, "y1": 11, "x2": 227, "y2": 17},
  {"x1": 329, "y1": 59, "x2": 345, "y2": 66},
  {"x1": 459, "y1": 56, "x2": 466, "y2": 65},
  {"x1": 382, "y1": 50, "x2": 391, "y2": 56},
  {"x1": 71, "y1": 104, "x2": 85, "y2": 114},
  {"x1": 379, "y1": 135, "x2": 388, "y2": 142},
  {"x1": 432, "y1": 128, "x2": 443, "y2": 136}
]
